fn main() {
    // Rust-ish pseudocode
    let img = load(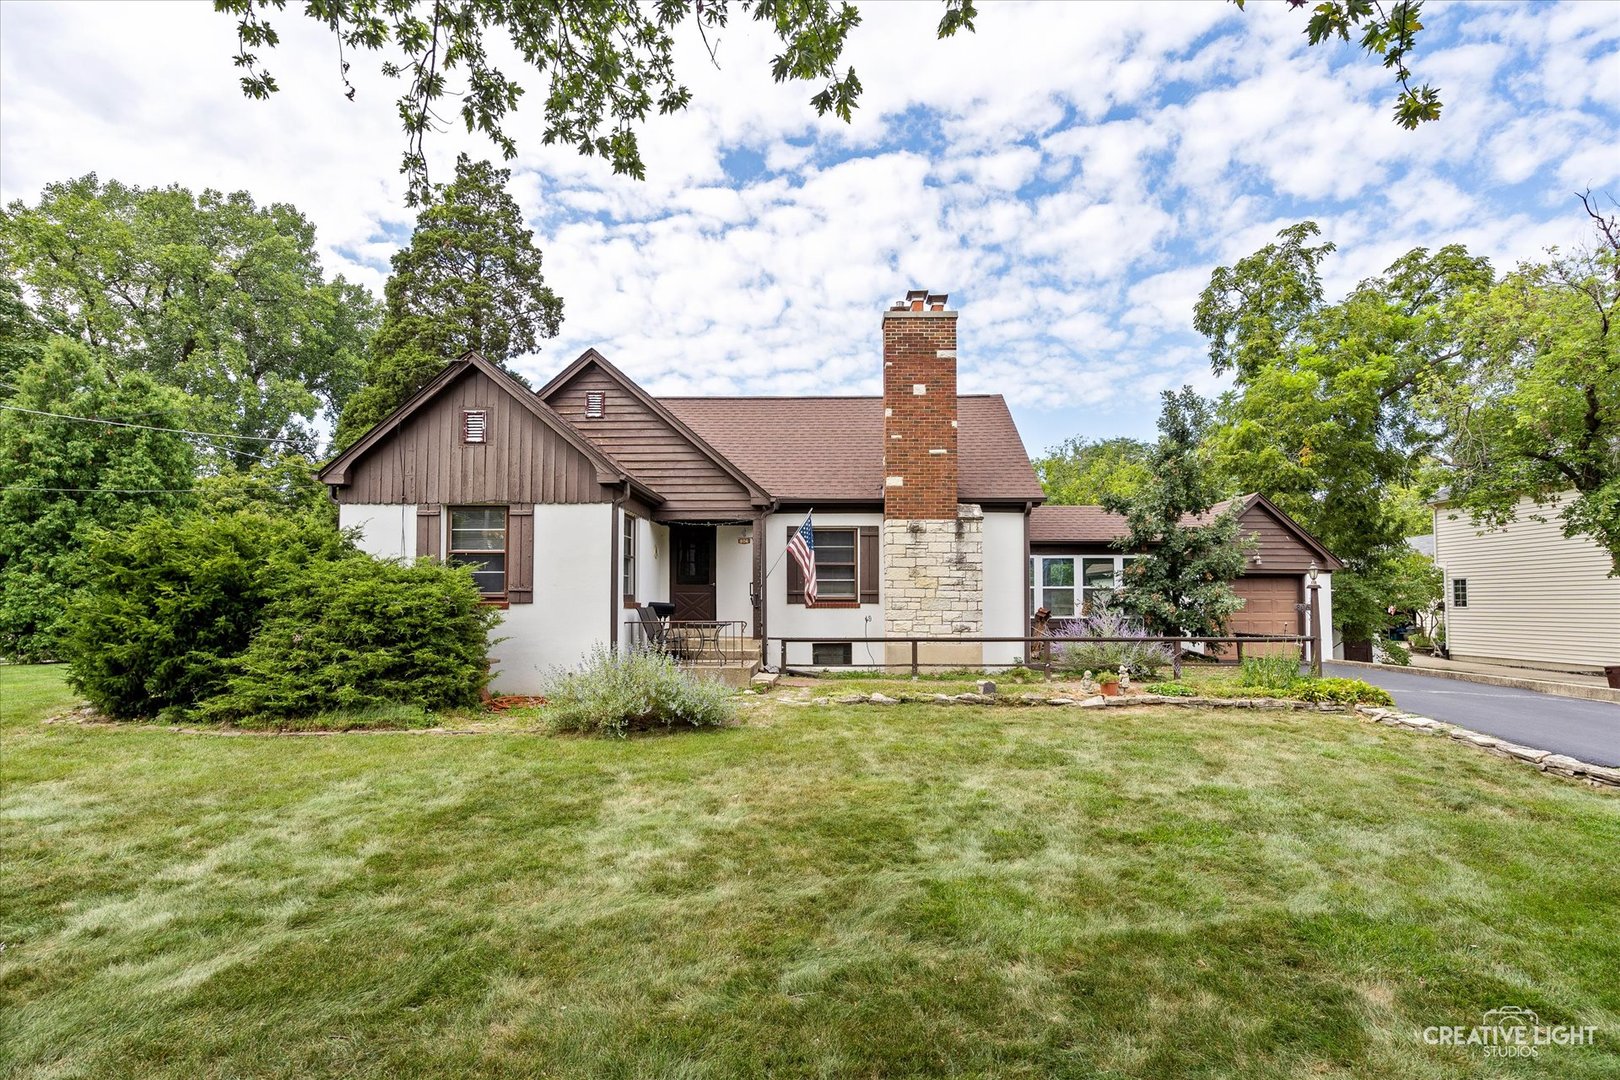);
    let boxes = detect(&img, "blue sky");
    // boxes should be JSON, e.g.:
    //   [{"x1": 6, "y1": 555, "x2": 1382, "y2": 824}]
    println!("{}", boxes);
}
[{"x1": 2, "y1": 1, "x2": 1617, "y2": 456}]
